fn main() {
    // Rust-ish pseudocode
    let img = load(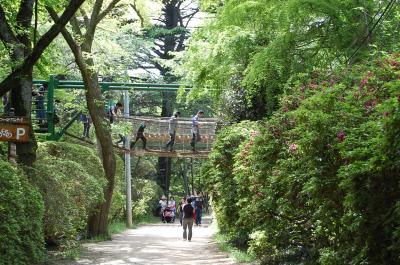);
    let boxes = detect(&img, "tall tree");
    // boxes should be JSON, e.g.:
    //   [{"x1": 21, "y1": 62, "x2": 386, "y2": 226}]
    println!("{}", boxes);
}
[
  {"x1": 48, "y1": 0, "x2": 123, "y2": 236},
  {"x1": 133, "y1": 0, "x2": 199, "y2": 194},
  {"x1": 0, "y1": 0, "x2": 86, "y2": 165}
]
